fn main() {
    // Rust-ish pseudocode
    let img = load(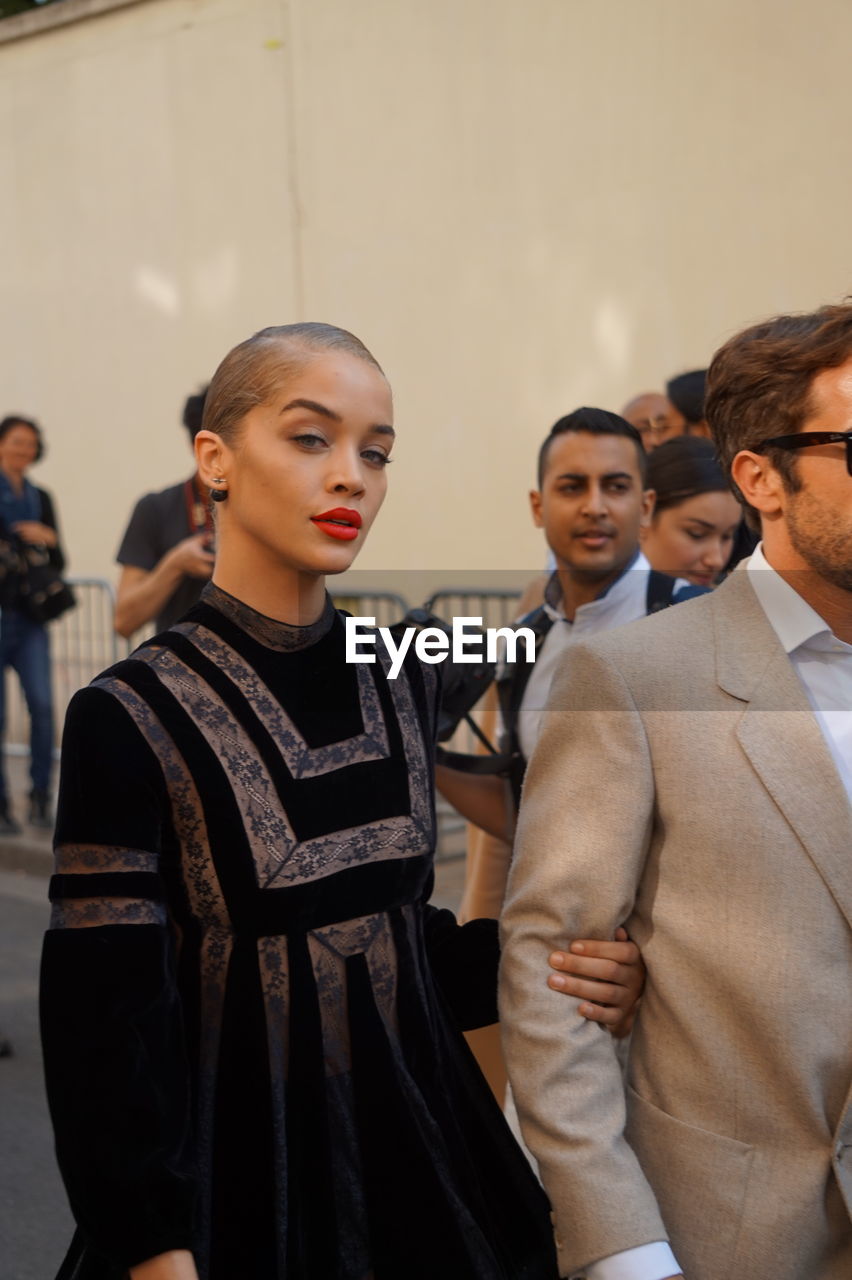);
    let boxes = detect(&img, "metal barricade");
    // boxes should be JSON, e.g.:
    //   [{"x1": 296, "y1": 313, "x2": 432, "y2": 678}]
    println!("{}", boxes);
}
[
  {"x1": 330, "y1": 589, "x2": 409, "y2": 627},
  {"x1": 4, "y1": 578, "x2": 121, "y2": 754},
  {"x1": 424, "y1": 588, "x2": 525, "y2": 631}
]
